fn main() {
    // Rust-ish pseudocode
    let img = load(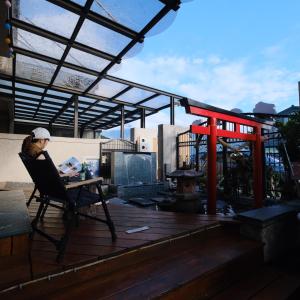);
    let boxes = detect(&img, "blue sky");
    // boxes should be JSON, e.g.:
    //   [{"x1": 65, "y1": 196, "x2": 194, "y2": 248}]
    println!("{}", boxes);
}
[{"x1": 106, "y1": 0, "x2": 300, "y2": 137}]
